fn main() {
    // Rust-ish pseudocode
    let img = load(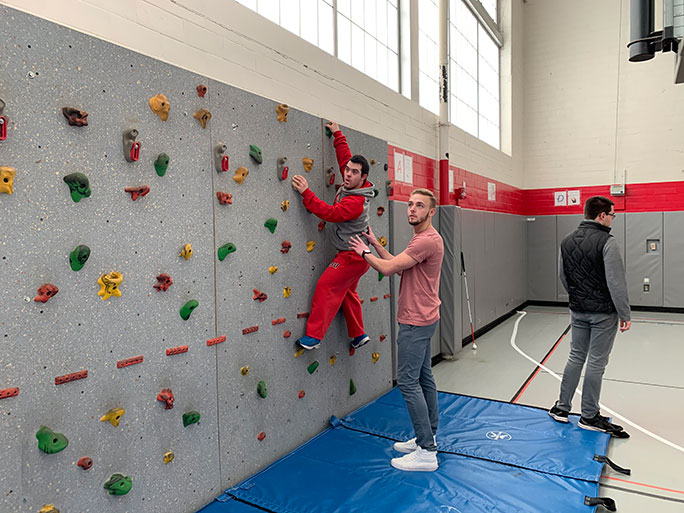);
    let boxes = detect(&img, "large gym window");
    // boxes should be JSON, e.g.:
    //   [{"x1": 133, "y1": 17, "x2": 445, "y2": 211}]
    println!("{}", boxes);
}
[{"x1": 418, "y1": 0, "x2": 440, "y2": 115}]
